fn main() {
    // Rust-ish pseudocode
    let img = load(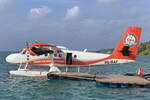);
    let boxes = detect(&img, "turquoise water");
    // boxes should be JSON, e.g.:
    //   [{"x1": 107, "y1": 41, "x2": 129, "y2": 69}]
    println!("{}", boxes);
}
[{"x1": 1, "y1": 52, "x2": 150, "y2": 100}]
